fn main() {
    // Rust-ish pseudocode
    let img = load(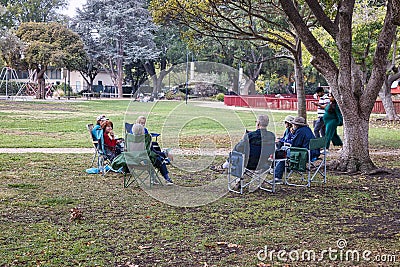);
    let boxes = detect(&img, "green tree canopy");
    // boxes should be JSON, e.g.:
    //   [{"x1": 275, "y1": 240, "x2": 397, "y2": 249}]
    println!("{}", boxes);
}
[
  {"x1": 2, "y1": 0, "x2": 67, "y2": 29},
  {"x1": 16, "y1": 22, "x2": 85, "y2": 98}
]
